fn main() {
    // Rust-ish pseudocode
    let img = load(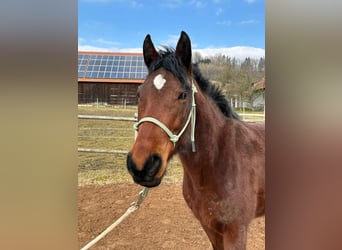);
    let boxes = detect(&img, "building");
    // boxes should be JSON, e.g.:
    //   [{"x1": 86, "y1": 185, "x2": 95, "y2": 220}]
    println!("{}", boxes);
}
[
  {"x1": 227, "y1": 77, "x2": 265, "y2": 110},
  {"x1": 78, "y1": 51, "x2": 148, "y2": 106},
  {"x1": 251, "y1": 77, "x2": 265, "y2": 110}
]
